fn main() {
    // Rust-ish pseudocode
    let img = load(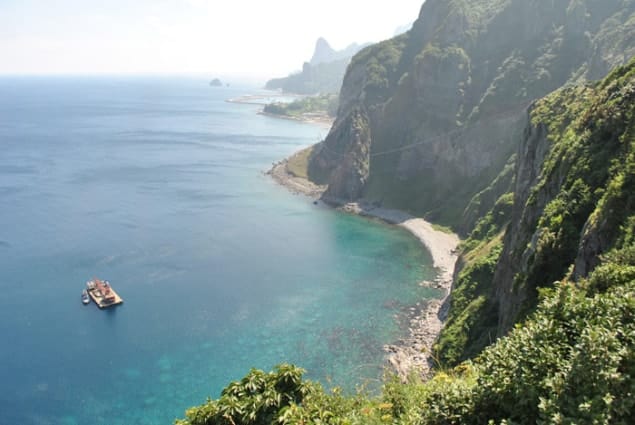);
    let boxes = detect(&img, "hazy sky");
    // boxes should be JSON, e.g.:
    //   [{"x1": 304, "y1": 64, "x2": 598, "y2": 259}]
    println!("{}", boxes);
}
[{"x1": 0, "y1": 0, "x2": 423, "y2": 80}]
